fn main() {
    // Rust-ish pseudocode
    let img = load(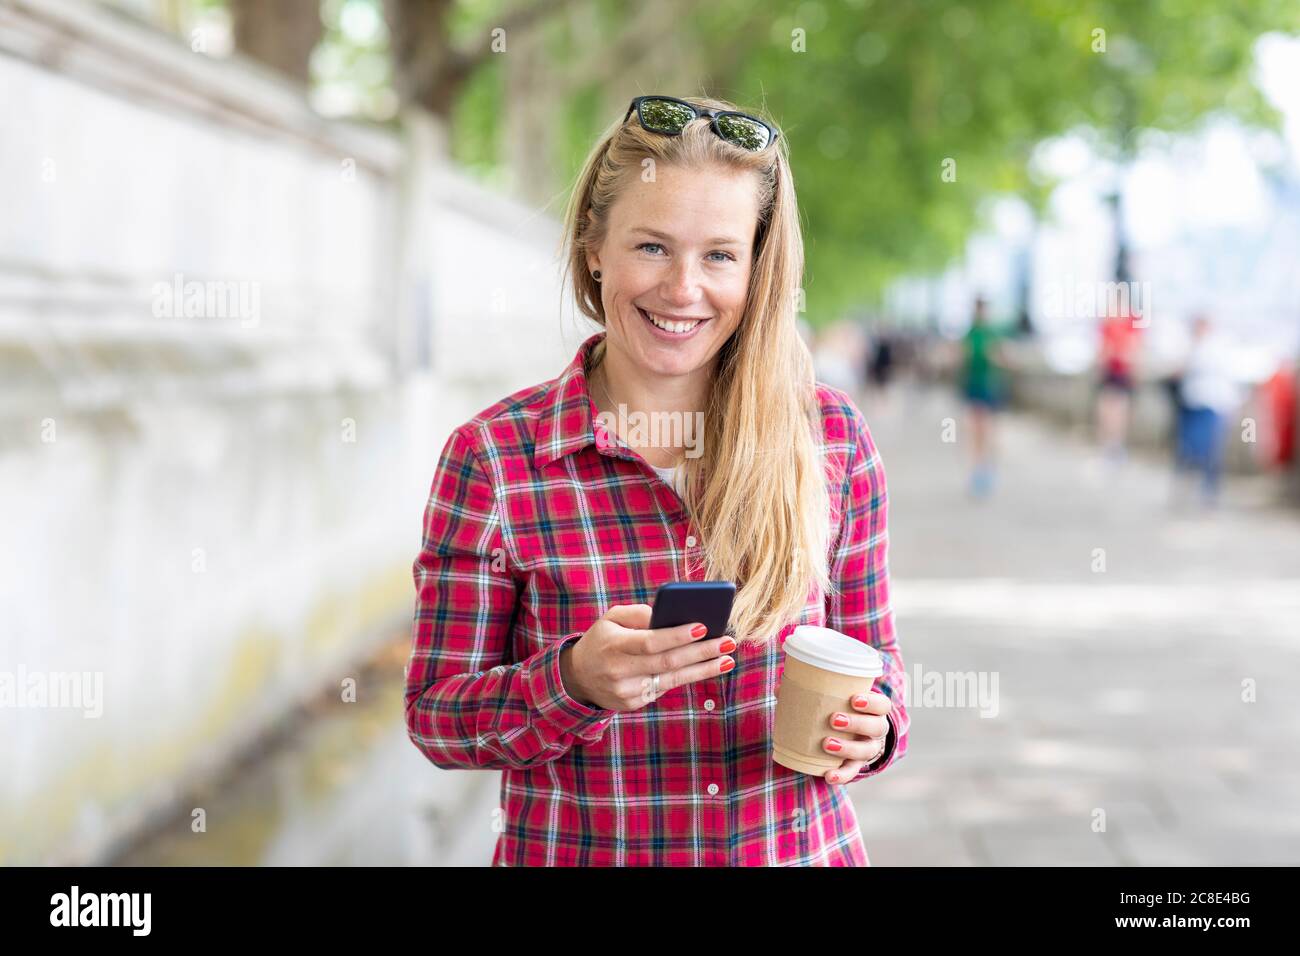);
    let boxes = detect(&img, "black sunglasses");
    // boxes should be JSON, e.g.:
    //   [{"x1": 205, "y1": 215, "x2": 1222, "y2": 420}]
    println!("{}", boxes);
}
[{"x1": 623, "y1": 95, "x2": 779, "y2": 152}]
